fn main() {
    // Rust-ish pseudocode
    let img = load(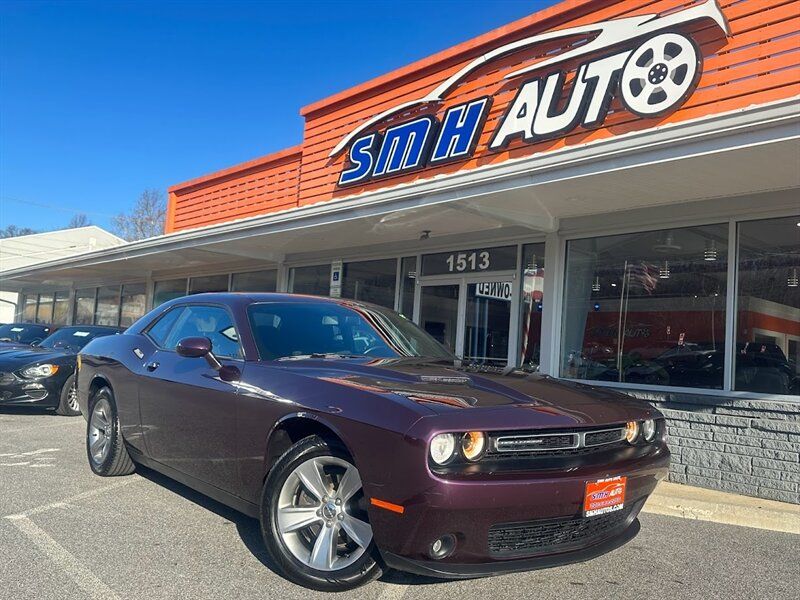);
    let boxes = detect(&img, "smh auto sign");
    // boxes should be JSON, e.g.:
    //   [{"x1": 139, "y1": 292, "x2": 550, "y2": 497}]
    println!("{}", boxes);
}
[{"x1": 332, "y1": 0, "x2": 729, "y2": 187}]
